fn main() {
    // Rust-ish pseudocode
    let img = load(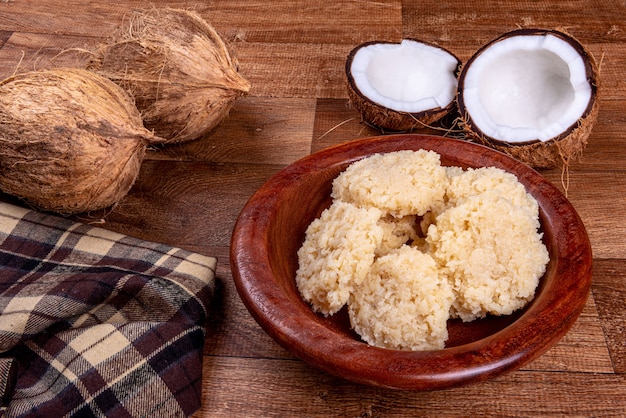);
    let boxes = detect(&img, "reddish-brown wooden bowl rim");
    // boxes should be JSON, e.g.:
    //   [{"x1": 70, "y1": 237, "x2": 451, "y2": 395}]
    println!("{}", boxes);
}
[{"x1": 230, "y1": 134, "x2": 592, "y2": 390}]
